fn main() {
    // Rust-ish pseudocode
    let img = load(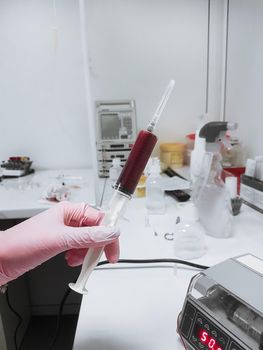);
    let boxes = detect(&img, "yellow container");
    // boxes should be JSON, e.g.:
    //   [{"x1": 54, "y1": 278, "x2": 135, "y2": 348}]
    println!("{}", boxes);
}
[
  {"x1": 160, "y1": 143, "x2": 185, "y2": 168},
  {"x1": 135, "y1": 174, "x2": 147, "y2": 197}
]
